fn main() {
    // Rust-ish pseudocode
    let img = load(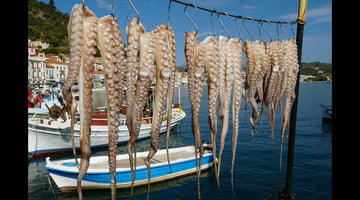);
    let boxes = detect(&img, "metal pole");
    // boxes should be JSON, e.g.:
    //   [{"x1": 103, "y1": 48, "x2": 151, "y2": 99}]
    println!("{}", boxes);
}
[{"x1": 281, "y1": 0, "x2": 306, "y2": 199}]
